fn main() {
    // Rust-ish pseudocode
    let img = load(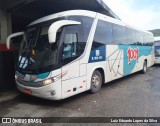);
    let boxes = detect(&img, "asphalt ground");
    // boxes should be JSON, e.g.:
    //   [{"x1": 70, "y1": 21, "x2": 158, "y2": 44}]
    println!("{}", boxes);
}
[{"x1": 1, "y1": 65, "x2": 160, "y2": 126}]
